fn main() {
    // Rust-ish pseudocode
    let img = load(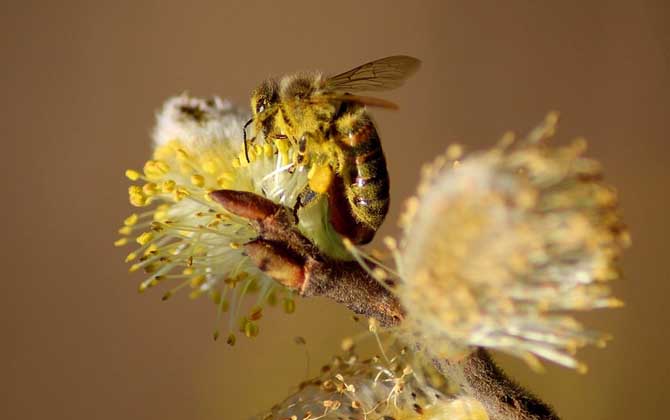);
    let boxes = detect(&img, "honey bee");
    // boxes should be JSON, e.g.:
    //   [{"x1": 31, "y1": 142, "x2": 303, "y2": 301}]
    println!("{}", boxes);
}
[{"x1": 244, "y1": 55, "x2": 421, "y2": 244}]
